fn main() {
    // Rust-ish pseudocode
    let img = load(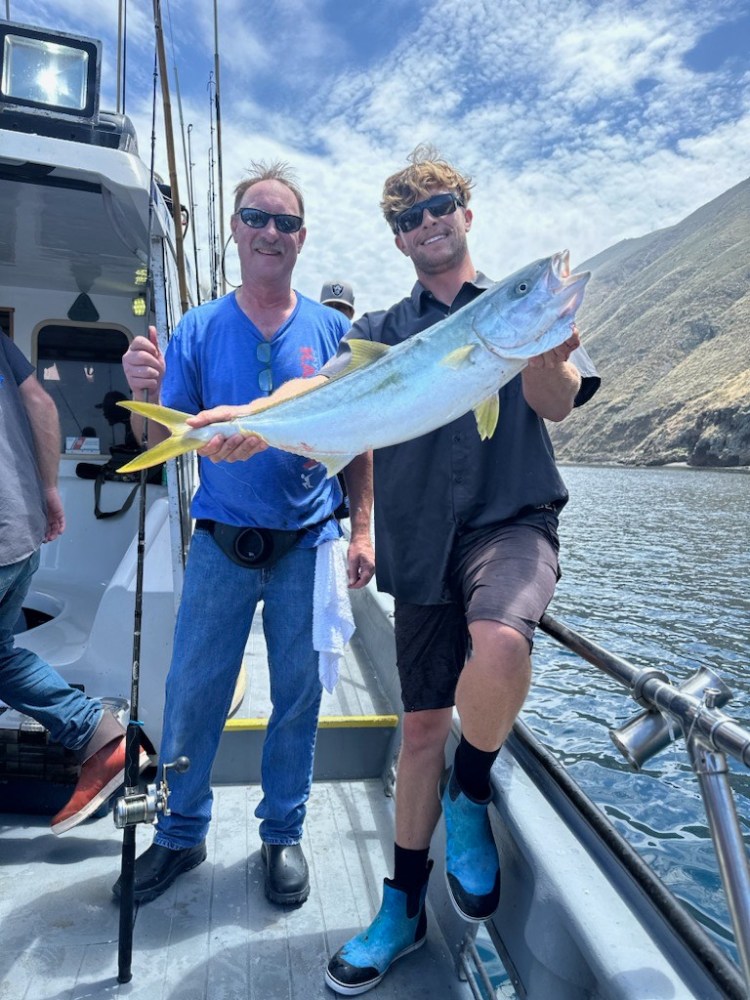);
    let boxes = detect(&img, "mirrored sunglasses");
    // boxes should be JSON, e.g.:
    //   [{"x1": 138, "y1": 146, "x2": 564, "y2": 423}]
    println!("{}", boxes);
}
[
  {"x1": 237, "y1": 207, "x2": 303, "y2": 234},
  {"x1": 393, "y1": 192, "x2": 464, "y2": 234}
]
